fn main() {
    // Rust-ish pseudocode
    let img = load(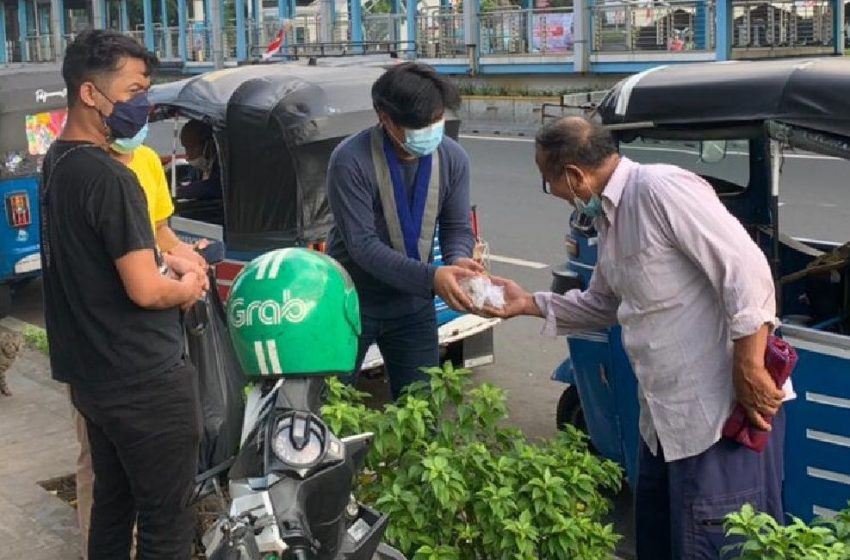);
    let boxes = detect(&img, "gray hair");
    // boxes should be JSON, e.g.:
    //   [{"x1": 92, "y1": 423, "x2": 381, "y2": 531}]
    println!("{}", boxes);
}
[{"x1": 535, "y1": 116, "x2": 617, "y2": 178}]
